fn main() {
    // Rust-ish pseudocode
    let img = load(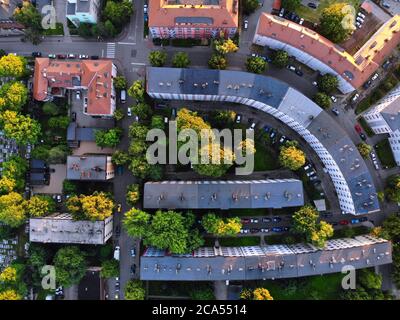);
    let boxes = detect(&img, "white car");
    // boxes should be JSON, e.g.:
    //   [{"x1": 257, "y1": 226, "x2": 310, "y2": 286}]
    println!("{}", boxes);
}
[
  {"x1": 250, "y1": 218, "x2": 259, "y2": 223},
  {"x1": 127, "y1": 107, "x2": 132, "y2": 117},
  {"x1": 235, "y1": 114, "x2": 242, "y2": 123},
  {"x1": 312, "y1": 81, "x2": 318, "y2": 86},
  {"x1": 130, "y1": 247, "x2": 136, "y2": 257},
  {"x1": 304, "y1": 165, "x2": 312, "y2": 171},
  {"x1": 299, "y1": 18, "x2": 304, "y2": 25},
  {"x1": 279, "y1": 136, "x2": 286, "y2": 144},
  {"x1": 144, "y1": 4, "x2": 148, "y2": 13},
  {"x1": 287, "y1": 65, "x2": 296, "y2": 72},
  {"x1": 249, "y1": 122, "x2": 256, "y2": 130},
  {"x1": 114, "y1": 246, "x2": 120, "y2": 261},
  {"x1": 330, "y1": 95, "x2": 337, "y2": 103},
  {"x1": 78, "y1": 54, "x2": 89, "y2": 59},
  {"x1": 306, "y1": 171, "x2": 316, "y2": 177},
  {"x1": 164, "y1": 116, "x2": 169, "y2": 123},
  {"x1": 371, "y1": 152, "x2": 377, "y2": 160},
  {"x1": 371, "y1": 73, "x2": 379, "y2": 81},
  {"x1": 352, "y1": 93, "x2": 360, "y2": 102},
  {"x1": 76, "y1": 91, "x2": 81, "y2": 100},
  {"x1": 356, "y1": 16, "x2": 364, "y2": 23},
  {"x1": 357, "y1": 12, "x2": 366, "y2": 19},
  {"x1": 373, "y1": 160, "x2": 379, "y2": 170},
  {"x1": 244, "y1": 20, "x2": 248, "y2": 30},
  {"x1": 67, "y1": 53, "x2": 76, "y2": 59},
  {"x1": 260, "y1": 228, "x2": 269, "y2": 233},
  {"x1": 240, "y1": 229, "x2": 250, "y2": 234}
]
